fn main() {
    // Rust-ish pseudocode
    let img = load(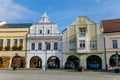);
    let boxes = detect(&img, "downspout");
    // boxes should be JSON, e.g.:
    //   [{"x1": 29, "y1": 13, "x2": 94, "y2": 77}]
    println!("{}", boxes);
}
[{"x1": 103, "y1": 37, "x2": 107, "y2": 70}]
